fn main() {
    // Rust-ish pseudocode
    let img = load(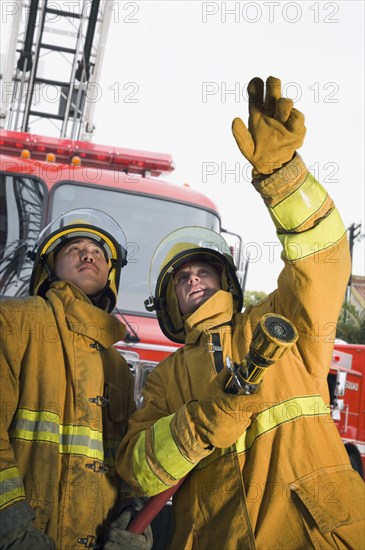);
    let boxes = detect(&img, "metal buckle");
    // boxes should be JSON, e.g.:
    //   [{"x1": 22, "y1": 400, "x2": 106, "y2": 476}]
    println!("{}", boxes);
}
[
  {"x1": 85, "y1": 461, "x2": 108, "y2": 474},
  {"x1": 207, "y1": 342, "x2": 223, "y2": 353},
  {"x1": 88, "y1": 396, "x2": 109, "y2": 407},
  {"x1": 77, "y1": 535, "x2": 96, "y2": 547}
]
